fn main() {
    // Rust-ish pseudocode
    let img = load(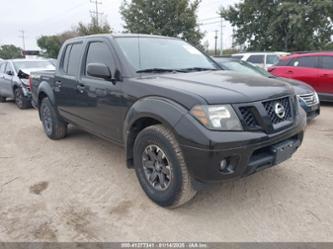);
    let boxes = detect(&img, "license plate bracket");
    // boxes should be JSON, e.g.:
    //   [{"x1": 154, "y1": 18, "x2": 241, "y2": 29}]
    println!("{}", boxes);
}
[{"x1": 271, "y1": 139, "x2": 299, "y2": 165}]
